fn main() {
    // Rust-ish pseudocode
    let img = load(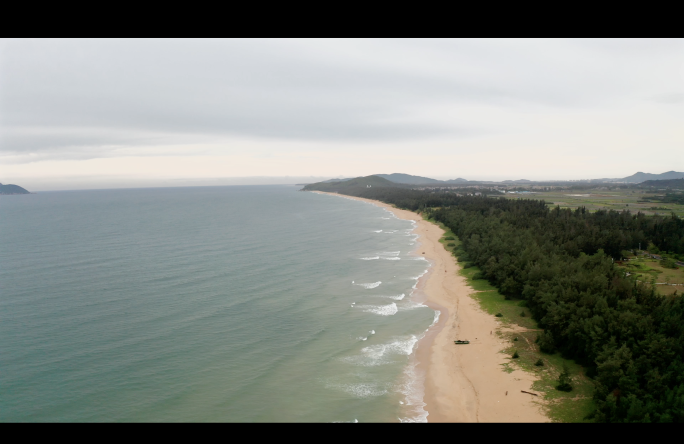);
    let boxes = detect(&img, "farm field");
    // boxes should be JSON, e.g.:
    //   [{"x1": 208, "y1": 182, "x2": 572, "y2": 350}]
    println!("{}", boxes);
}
[
  {"x1": 616, "y1": 255, "x2": 683, "y2": 296},
  {"x1": 502, "y1": 188, "x2": 684, "y2": 217}
]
